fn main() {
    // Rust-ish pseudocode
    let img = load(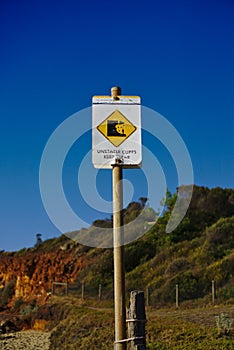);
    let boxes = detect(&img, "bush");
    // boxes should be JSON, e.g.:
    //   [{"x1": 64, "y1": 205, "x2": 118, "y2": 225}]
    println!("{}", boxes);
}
[
  {"x1": 165, "y1": 257, "x2": 190, "y2": 276},
  {"x1": 0, "y1": 279, "x2": 16, "y2": 307},
  {"x1": 13, "y1": 297, "x2": 24, "y2": 312}
]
